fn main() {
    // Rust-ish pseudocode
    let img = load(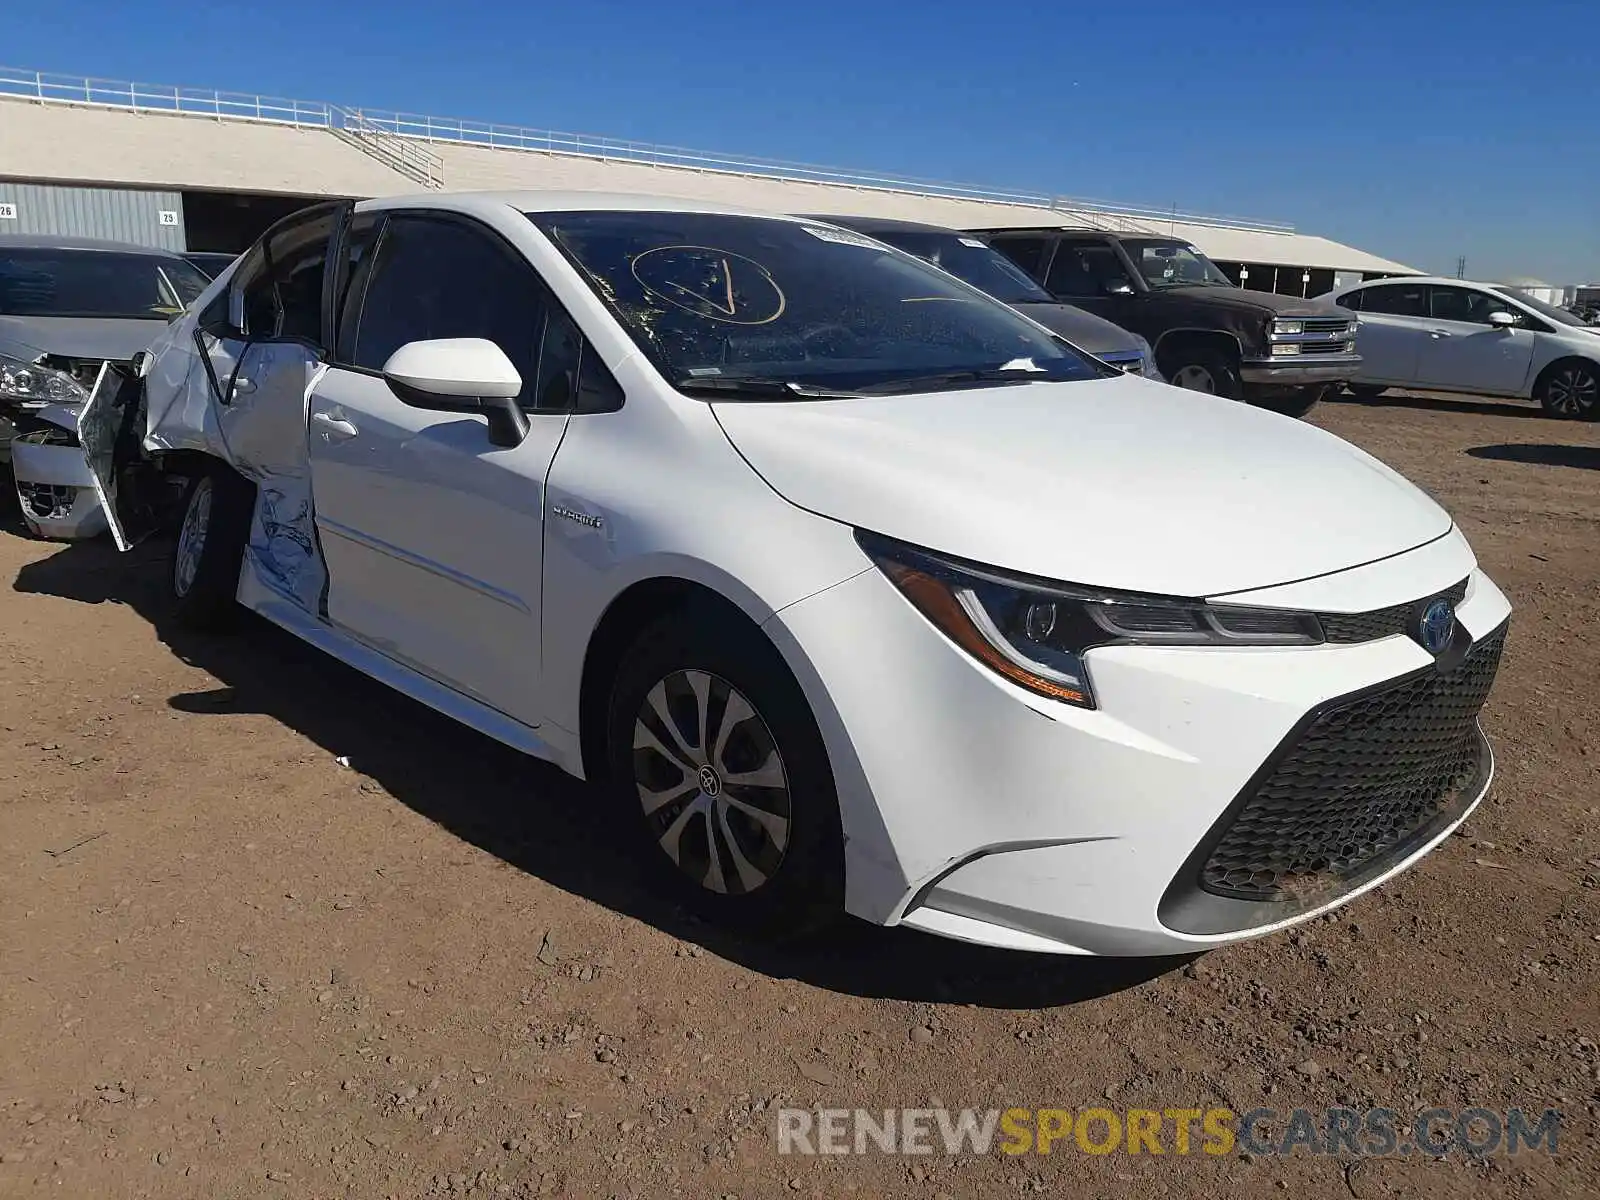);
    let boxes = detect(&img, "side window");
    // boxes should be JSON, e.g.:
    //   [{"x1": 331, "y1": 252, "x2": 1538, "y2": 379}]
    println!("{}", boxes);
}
[
  {"x1": 333, "y1": 215, "x2": 384, "y2": 362},
  {"x1": 350, "y1": 215, "x2": 546, "y2": 404},
  {"x1": 1430, "y1": 286, "x2": 1524, "y2": 327},
  {"x1": 1359, "y1": 283, "x2": 1427, "y2": 318},
  {"x1": 236, "y1": 207, "x2": 337, "y2": 347},
  {"x1": 1046, "y1": 239, "x2": 1131, "y2": 298},
  {"x1": 1336, "y1": 289, "x2": 1364, "y2": 311},
  {"x1": 989, "y1": 236, "x2": 1049, "y2": 278}
]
